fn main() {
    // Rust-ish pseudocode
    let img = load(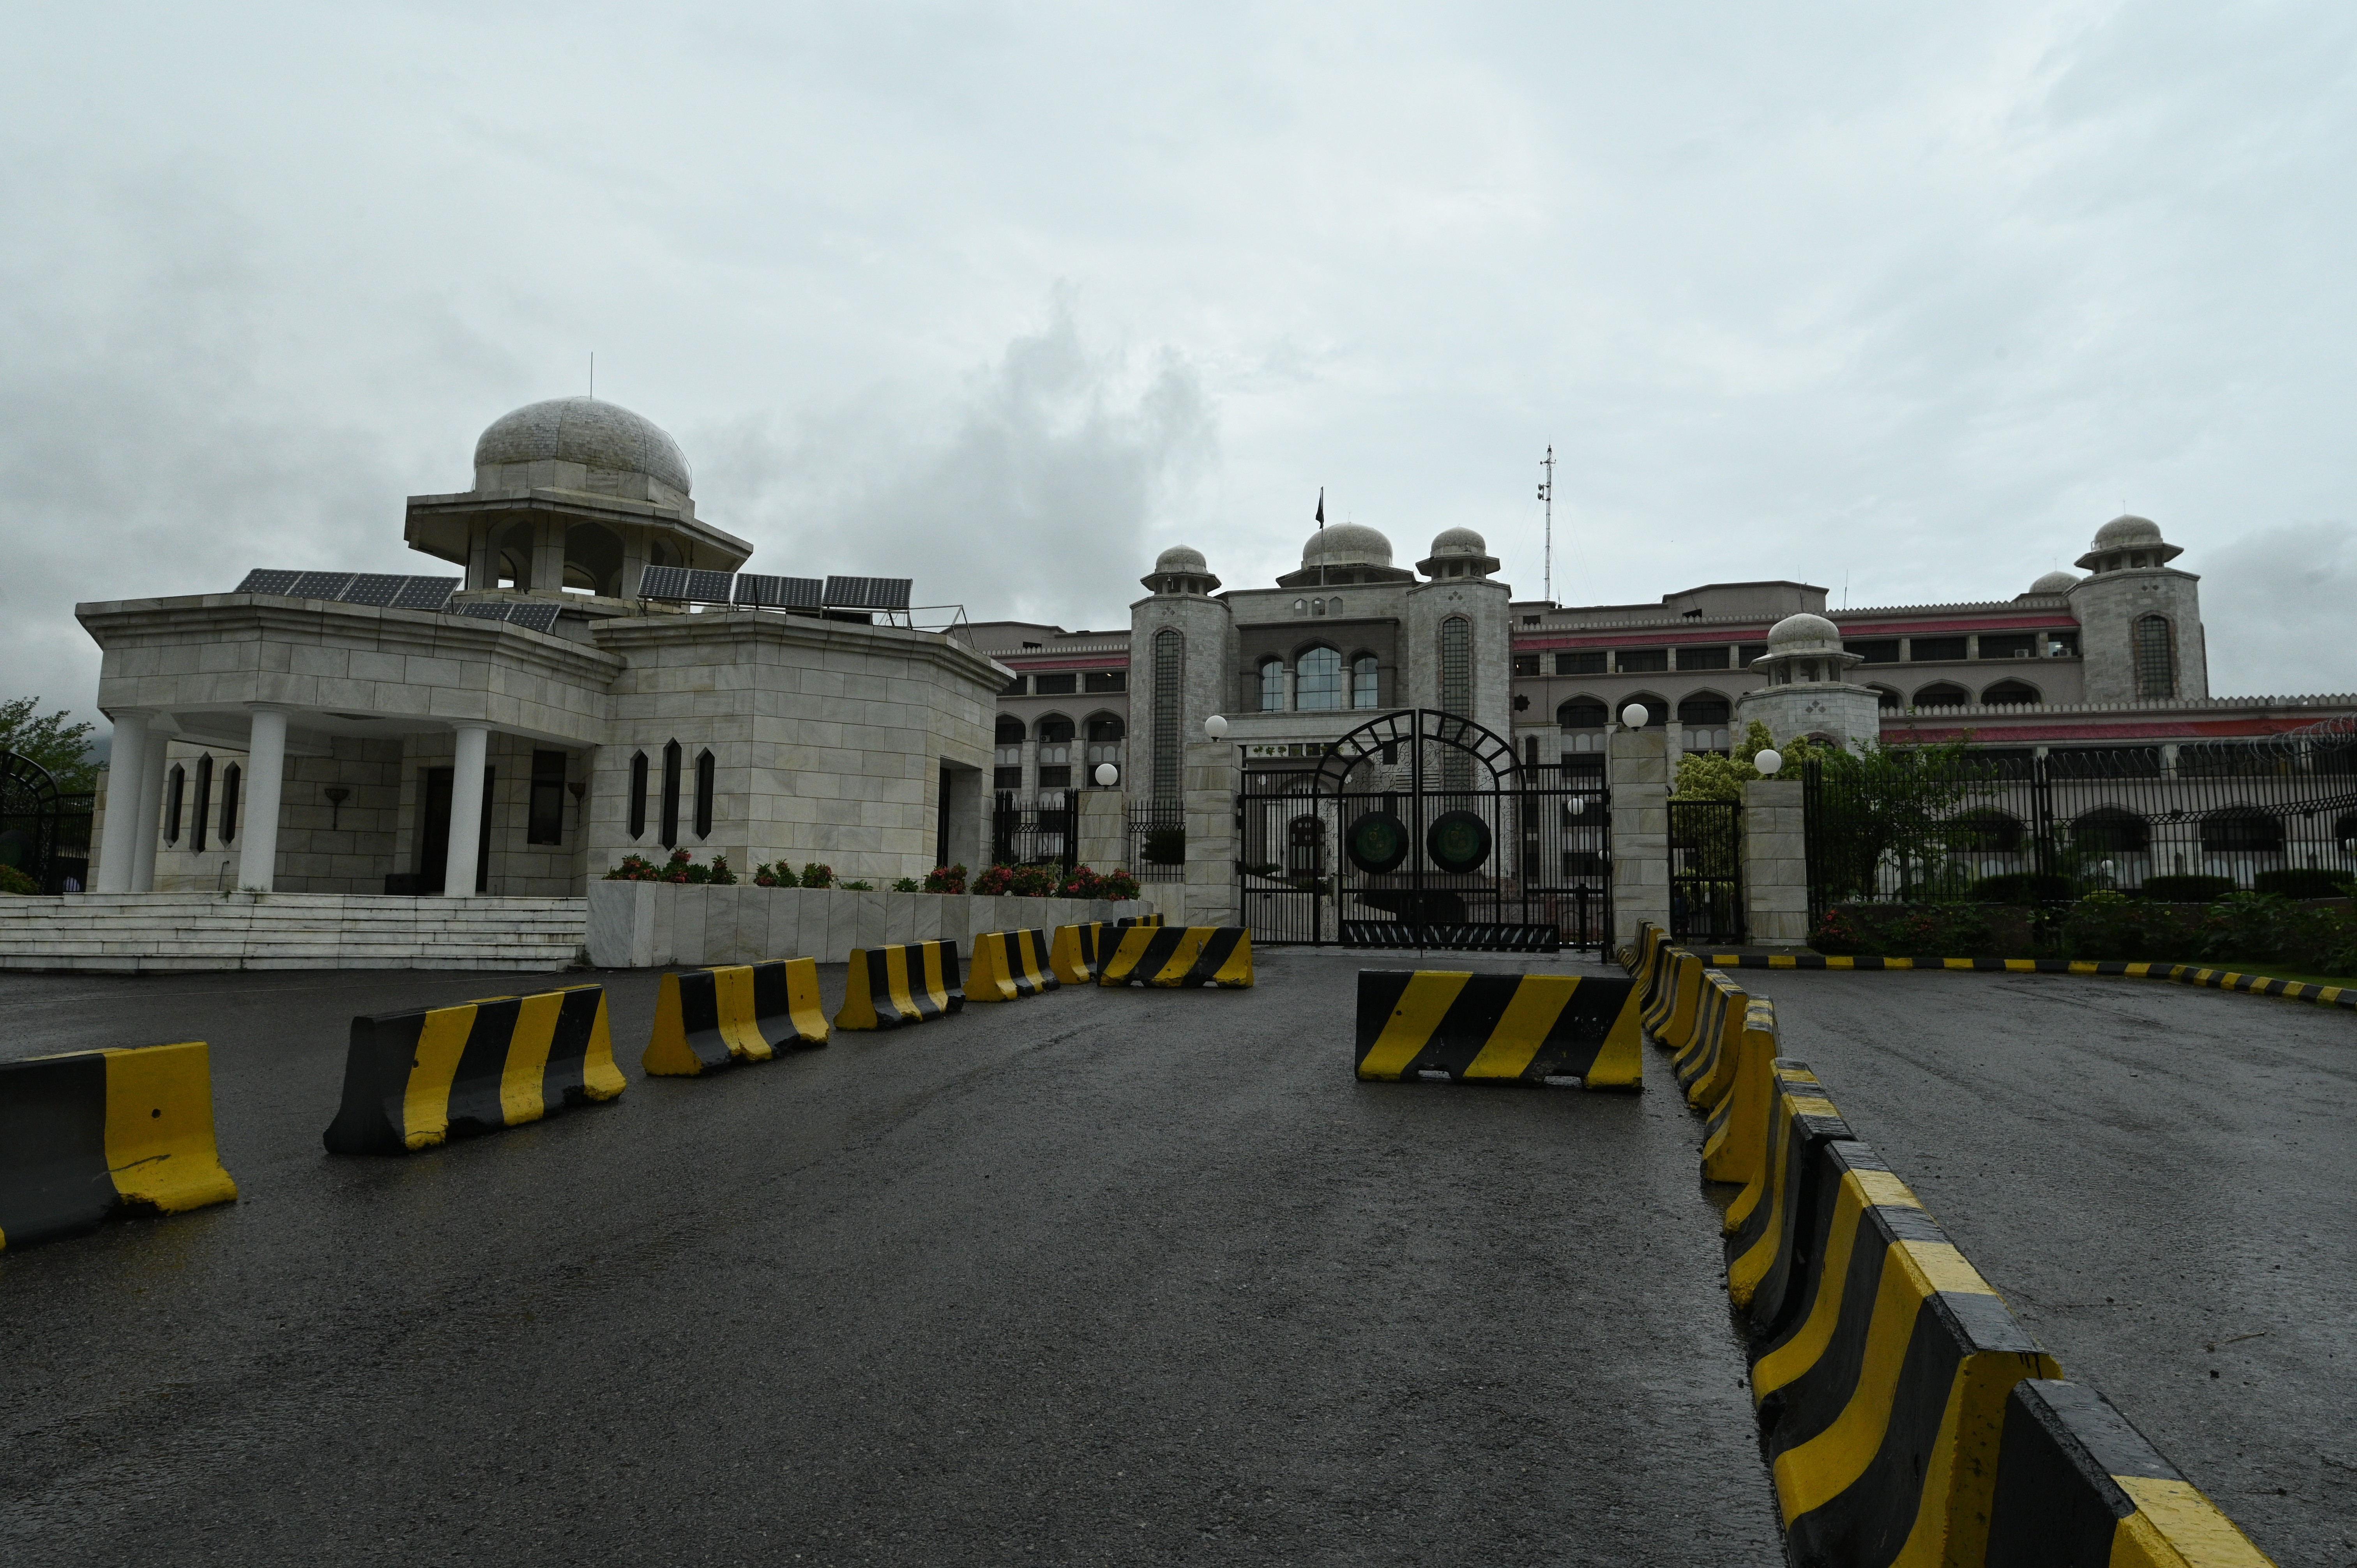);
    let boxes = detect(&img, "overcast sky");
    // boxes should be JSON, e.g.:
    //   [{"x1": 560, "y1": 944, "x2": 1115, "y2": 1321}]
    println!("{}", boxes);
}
[{"x1": 6, "y1": 2, "x2": 2356, "y2": 732}]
